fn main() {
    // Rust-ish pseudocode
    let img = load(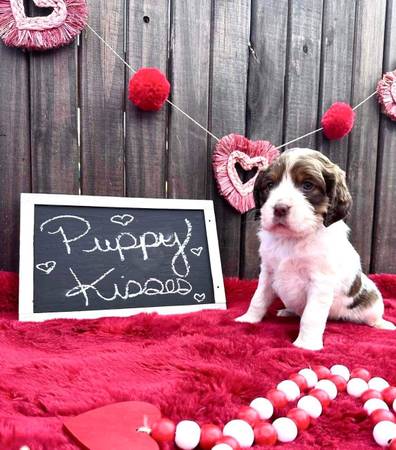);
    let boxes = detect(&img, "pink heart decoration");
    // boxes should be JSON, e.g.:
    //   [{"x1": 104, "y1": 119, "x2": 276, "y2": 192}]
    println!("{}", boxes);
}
[
  {"x1": 213, "y1": 134, "x2": 279, "y2": 213},
  {"x1": 63, "y1": 401, "x2": 161, "y2": 450}
]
